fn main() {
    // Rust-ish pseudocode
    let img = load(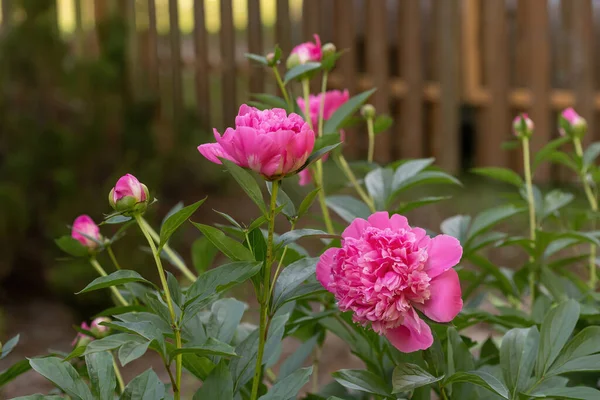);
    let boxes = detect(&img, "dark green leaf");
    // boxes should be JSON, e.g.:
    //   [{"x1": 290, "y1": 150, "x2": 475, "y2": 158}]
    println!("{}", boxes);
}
[
  {"x1": 1, "y1": 334, "x2": 19, "y2": 359},
  {"x1": 549, "y1": 326, "x2": 600, "y2": 376},
  {"x1": 167, "y1": 272, "x2": 183, "y2": 307},
  {"x1": 391, "y1": 171, "x2": 461, "y2": 198},
  {"x1": 536, "y1": 299, "x2": 580, "y2": 378},
  {"x1": 245, "y1": 53, "x2": 268, "y2": 65},
  {"x1": 221, "y1": 158, "x2": 266, "y2": 214},
  {"x1": 55, "y1": 236, "x2": 89, "y2": 257},
  {"x1": 583, "y1": 142, "x2": 600, "y2": 167},
  {"x1": 446, "y1": 328, "x2": 475, "y2": 399},
  {"x1": 82, "y1": 334, "x2": 144, "y2": 356},
  {"x1": 247, "y1": 227, "x2": 267, "y2": 262},
  {"x1": 297, "y1": 188, "x2": 321, "y2": 218},
  {"x1": 466, "y1": 205, "x2": 524, "y2": 243},
  {"x1": 276, "y1": 279, "x2": 325, "y2": 306},
  {"x1": 324, "y1": 89, "x2": 377, "y2": 134},
  {"x1": 276, "y1": 229, "x2": 338, "y2": 247},
  {"x1": 471, "y1": 167, "x2": 524, "y2": 187},
  {"x1": 118, "y1": 341, "x2": 150, "y2": 366},
  {"x1": 103, "y1": 321, "x2": 165, "y2": 356},
  {"x1": 259, "y1": 367, "x2": 313, "y2": 400},
  {"x1": 500, "y1": 327, "x2": 539, "y2": 397},
  {"x1": 284, "y1": 62, "x2": 321, "y2": 83},
  {"x1": 529, "y1": 386, "x2": 600, "y2": 400},
  {"x1": 444, "y1": 371, "x2": 508, "y2": 399},
  {"x1": 298, "y1": 143, "x2": 342, "y2": 172},
  {"x1": 76, "y1": 270, "x2": 152, "y2": 294},
  {"x1": 182, "y1": 354, "x2": 215, "y2": 381},
  {"x1": 373, "y1": 114, "x2": 394, "y2": 134},
  {"x1": 104, "y1": 215, "x2": 132, "y2": 224},
  {"x1": 396, "y1": 196, "x2": 451, "y2": 214},
  {"x1": 272, "y1": 257, "x2": 318, "y2": 310},
  {"x1": 11, "y1": 396, "x2": 64, "y2": 400},
  {"x1": 186, "y1": 261, "x2": 262, "y2": 302},
  {"x1": 332, "y1": 369, "x2": 390, "y2": 396},
  {"x1": 158, "y1": 199, "x2": 205, "y2": 251},
  {"x1": 94, "y1": 305, "x2": 147, "y2": 318},
  {"x1": 541, "y1": 190, "x2": 574, "y2": 219},
  {"x1": 267, "y1": 182, "x2": 296, "y2": 217},
  {"x1": 392, "y1": 158, "x2": 435, "y2": 191},
  {"x1": 0, "y1": 359, "x2": 31, "y2": 387},
  {"x1": 121, "y1": 369, "x2": 165, "y2": 400},
  {"x1": 391, "y1": 363, "x2": 443, "y2": 393},
  {"x1": 533, "y1": 136, "x2": 570, "y2": 169},
  {"x1": 326, "y1": 195, "x2": 371, "y2": 223},
  {"x1": 365, "y1": 167, "x2": 393, "y2": 210},
  {"x1": 170, "y1": 338, "x2": 237, "y2": 360},
  {"x1": 29, "y1": 357, "x2": 93, "y2": 400},
  {"x1": 85, "y1": 352, "x2": 116, "y2": 400},
  {"x1": 193, "y1": 361, "x2": 233, "y2": 400},
  {"x1": 279, "y1": 336, "x2": 318, "y2": 379},
  {"x1": 191, "y1": 223, "x2": 254, "y2": 261},
  {"x1": 191, "y1": 237, "x2": 219, "y2": 274},
  {"x1": 440, "y1": 215, "x2": 471, "y2": 244},
  {"x1": 252, "y1": 93, "x2": 287, "y2": 109}
]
